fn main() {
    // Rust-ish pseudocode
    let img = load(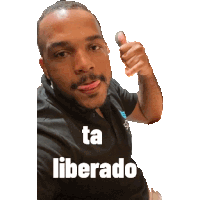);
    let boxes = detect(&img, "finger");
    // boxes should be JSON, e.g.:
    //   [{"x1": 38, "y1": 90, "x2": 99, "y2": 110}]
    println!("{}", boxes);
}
[
  {"x1": 121, "y1": 45, "x2": 145, "y2": 62},
  {"x1": 119, "y1": 42, "x2": 134, "y2": 55},
  {"x1": 148, "y1": 188, "x2": 152, "y2": 200},
  {"x1": 151, "y1": 188, "x2": 154, "y2": 197},
  {"x1": 125, "y1": 54, "x2": 144, "y2": 68},
  {"x1": 152, "y1": 191, "x2": 162, "y2": 200},
  {"x1": 115, "y1": 31, "x2": 127, "y2": 47},
  {"x1": 149, "y1": 188, "x2": 153, "y2": 200},
  {"x1": 124, "y1": 55, "x2": 147, "y2": 68},
  {"x1": 125, "y1": 60, "x2": 144, "y2": 77}
]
